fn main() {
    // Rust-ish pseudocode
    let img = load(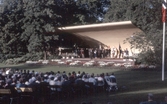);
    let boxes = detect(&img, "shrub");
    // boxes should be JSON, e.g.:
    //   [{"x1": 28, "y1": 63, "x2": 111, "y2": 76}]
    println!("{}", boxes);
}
[
  {"x1": 137, "y1": 50, "x2": 157, "y2": 65},
  {"x1": 5, "y1": 59, "x2": 14, "y2": 64}
]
